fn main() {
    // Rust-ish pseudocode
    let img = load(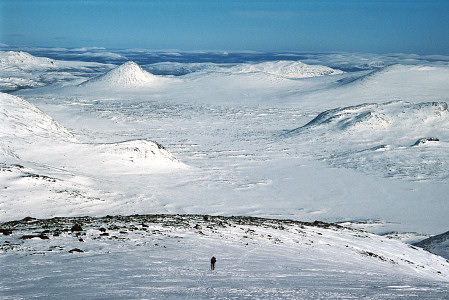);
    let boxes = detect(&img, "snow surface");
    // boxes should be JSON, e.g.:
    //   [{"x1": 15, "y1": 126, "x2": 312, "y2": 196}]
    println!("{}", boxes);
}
[
  {"x1": 2, "y1": 50, "x2": 449, "y2": 298},
  {"x1": 285, "y1": 101, "x2": 449, "y2": 180},
  {"x1": 10, "y1": 55, "x2": 449, "y2": 233},
  {"x1": 0, "y1": 51, "x2": 112, "y2": 92},
  {"x1": 0, "y1": 92, "x2": 76, "y2": 142},
  {"x1": 183, "y1": 60, "x2": 344, "y2": 79},
  {"x1": 2, "y1": 215, "x2": 449, "y2": 299},
  {"x1": 0, "y1": 89, "x2": 186, "y2": 223},
  {"x1": 0, "y1": 51, "x2": 56, "y2": 68}
]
